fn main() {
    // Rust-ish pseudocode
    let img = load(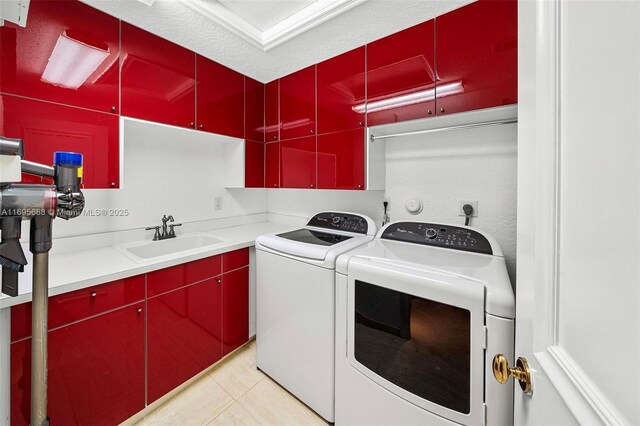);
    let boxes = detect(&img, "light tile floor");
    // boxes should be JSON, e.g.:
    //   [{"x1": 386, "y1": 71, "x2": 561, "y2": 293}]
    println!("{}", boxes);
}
[{"x1": 135, "y1": 341, "x2": 327, "y2": 426}]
